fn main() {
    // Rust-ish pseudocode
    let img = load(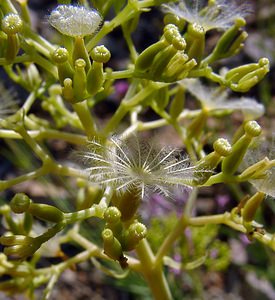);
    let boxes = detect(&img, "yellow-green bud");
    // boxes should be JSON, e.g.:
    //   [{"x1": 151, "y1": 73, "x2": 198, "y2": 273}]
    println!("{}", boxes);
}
[
  {"x1": 62, "y1": 78, "x2": 74, "y2": 102},
  {"x1": 104, "y1": 206, "x2": 121, "y2": 224},
  {"x1": 135, "y1": 39, "x2": 168, "y2": 73},
  {"x1": 163, "y1": 14, "x2": 185, "y2": 31},
  {"x1": 207, "y1": 18, "x2": 247, "y2": 63},
  {"x1": 222, "y1": 121, "x2": 262, "y2": 175},
  {"x1": 242, "y1": 192, "x2": 265, "y2": 223},
  {"x1": 86, "y1": 61, "x2": 104, "y2": 96},
  {"x1": 73, "y1": 58, "x2": 87, "y2": 100},
  {"x1": 102, "y1": 228, "x2": 124, "y2": 261},
  {"x1": 185, "y1": 23, "x2": 205, "y2": 63},
  {"x1": 28, "y1": 203, "x2": 64, "y2": 223},
  {"x1": 193, "y1": 138, "x2": 232, "y2": 185},
  {"x1": 72, "y1": 36, "x2": 91, "y2": 71},
  {"x1": 2, "y1": 14, "x2": 23, "y2": 35},
  {"x1": 213, "y1": 138, "x2": 232, "y2": 157},
  {"x1": 10, "y1": 193, "x2": 31, "y2": 214},
  {"x1": 123, "y1": 222, "x2": 147, "y2": 251},
  {"x1": 91, "y1": 45, "x2": 111, "y2": 63}
]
